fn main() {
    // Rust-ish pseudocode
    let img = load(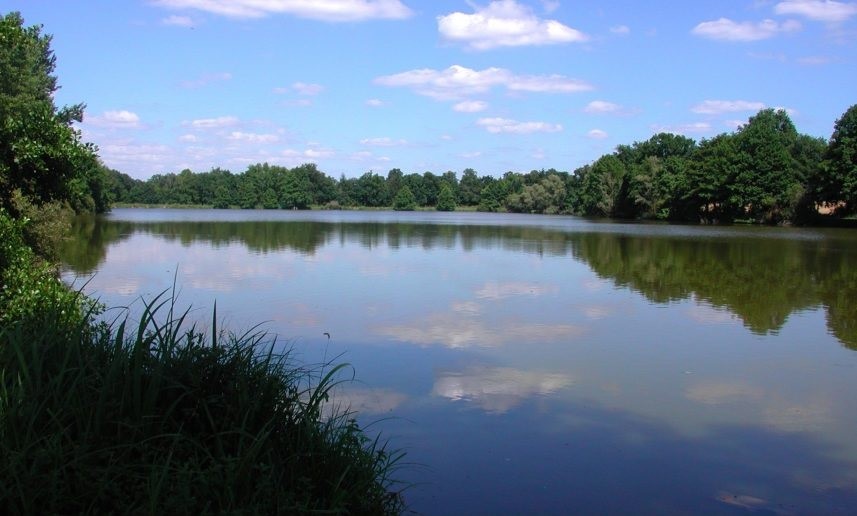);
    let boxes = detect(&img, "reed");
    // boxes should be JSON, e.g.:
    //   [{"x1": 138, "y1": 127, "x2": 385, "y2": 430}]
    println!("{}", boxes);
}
[{"x1": 0, "y1": 290, "x2": 405, "y2": 514}]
